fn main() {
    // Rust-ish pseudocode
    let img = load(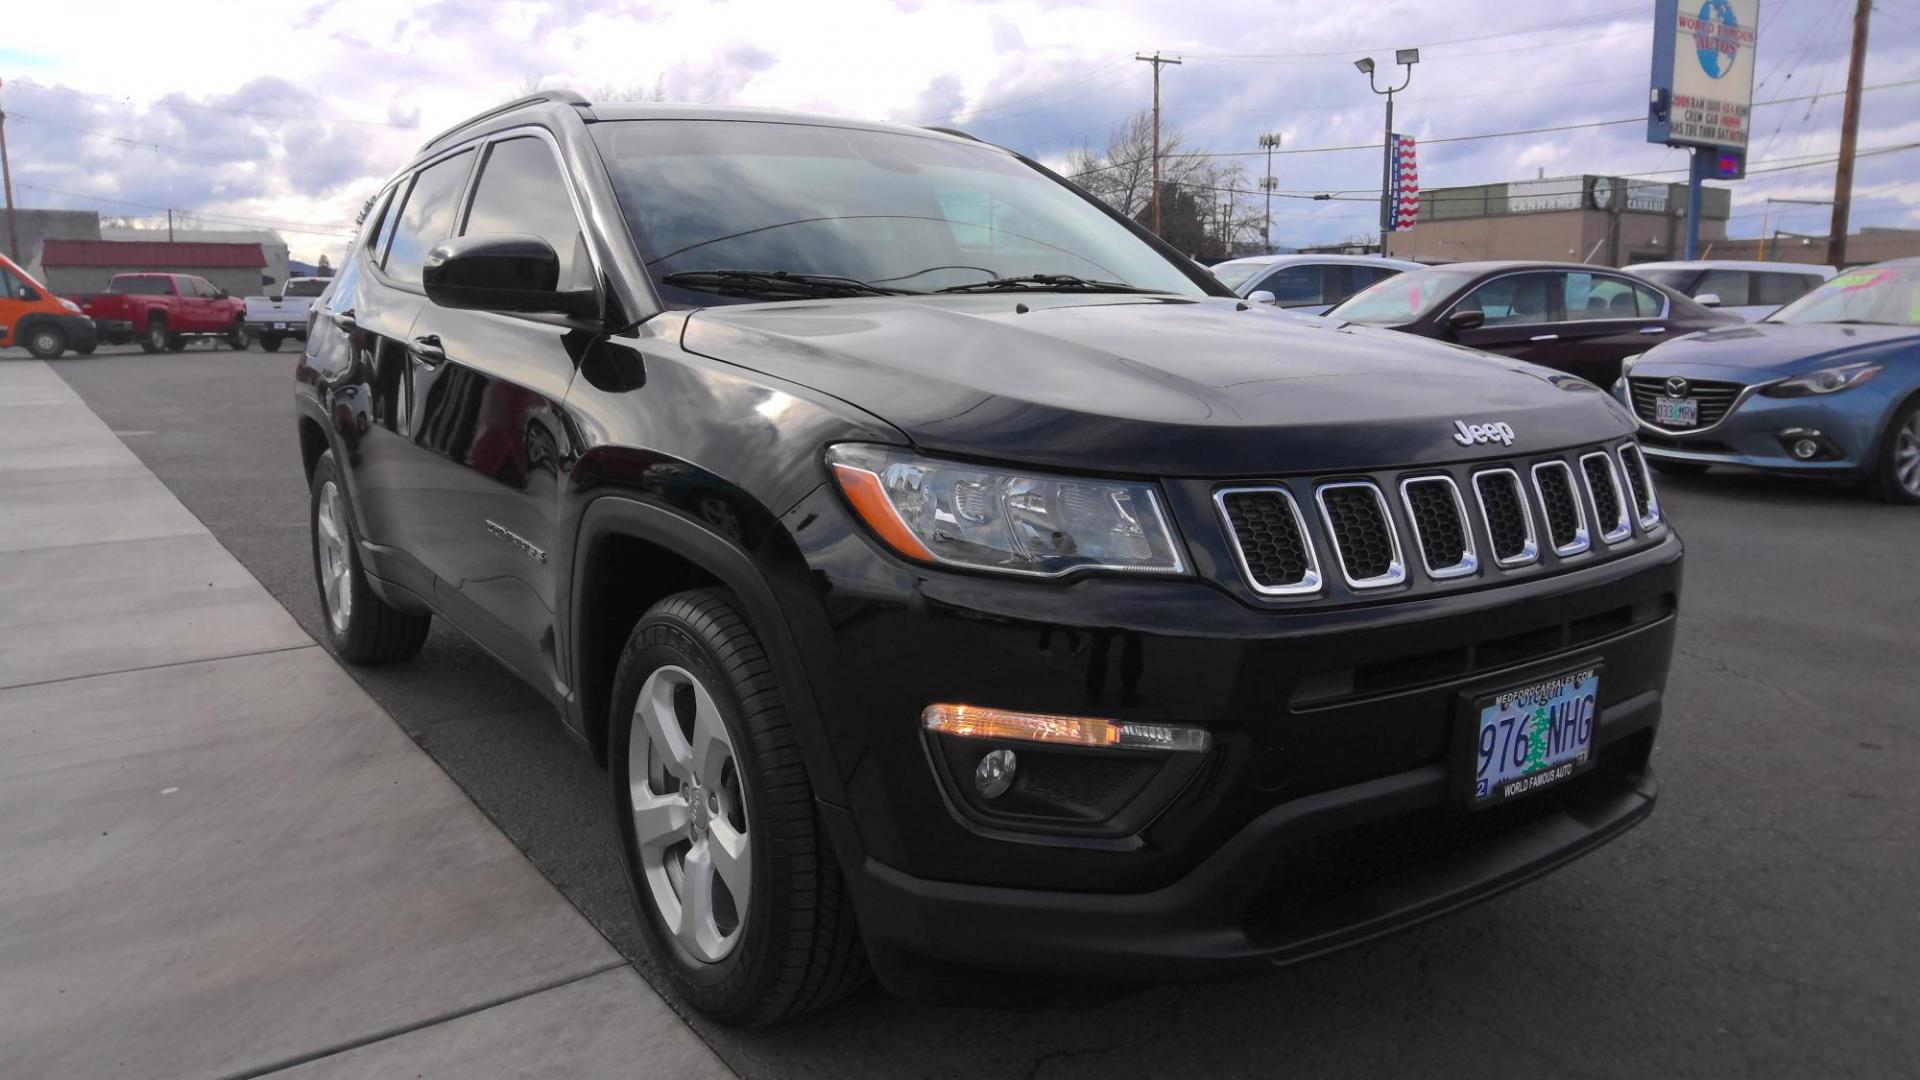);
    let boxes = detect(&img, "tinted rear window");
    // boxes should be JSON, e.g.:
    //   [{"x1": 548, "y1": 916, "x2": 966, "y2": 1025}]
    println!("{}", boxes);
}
[
  {"x1": 109, "y1": 275, "x2": 174, "y2": 295},
  {"x1": 283, "y1": 280, "x2": 329, "y2": 298}
]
